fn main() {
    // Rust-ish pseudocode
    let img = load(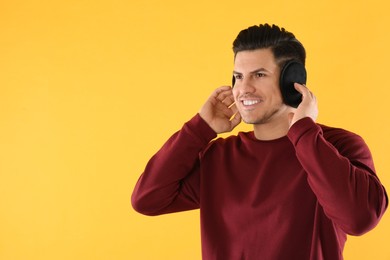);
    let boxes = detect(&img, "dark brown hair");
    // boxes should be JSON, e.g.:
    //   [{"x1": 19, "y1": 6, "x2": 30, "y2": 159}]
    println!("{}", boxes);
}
[{"x1": 233, "y1": 24, "x2": 306, "y2": 67}]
